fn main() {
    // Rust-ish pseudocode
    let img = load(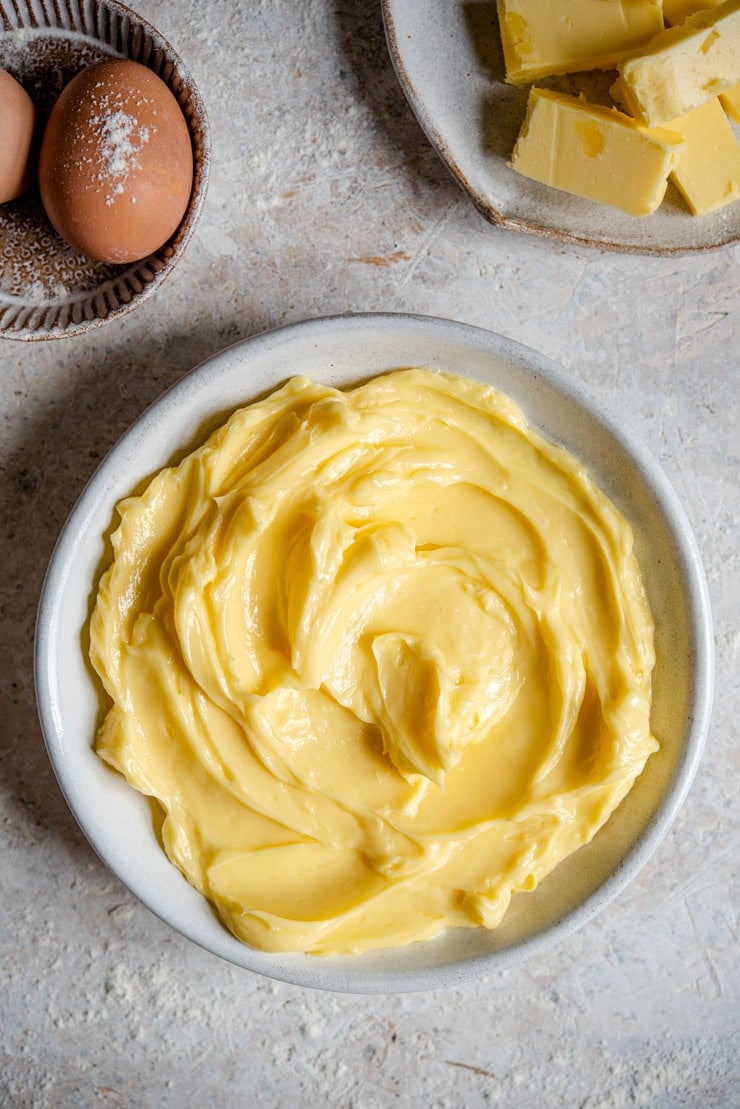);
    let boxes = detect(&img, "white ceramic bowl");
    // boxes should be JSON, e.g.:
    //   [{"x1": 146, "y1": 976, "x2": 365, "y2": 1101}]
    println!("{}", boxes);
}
[{"x1": 35, "y1": 314, "x2": 713, "y2": 992}]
